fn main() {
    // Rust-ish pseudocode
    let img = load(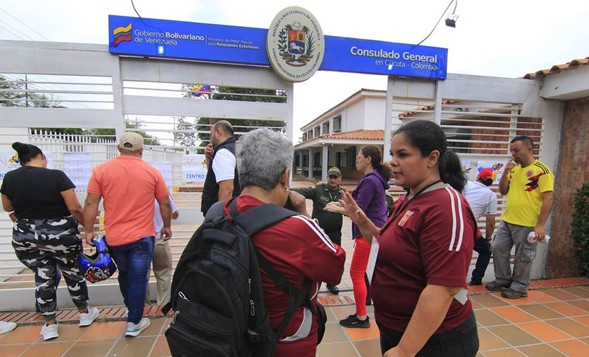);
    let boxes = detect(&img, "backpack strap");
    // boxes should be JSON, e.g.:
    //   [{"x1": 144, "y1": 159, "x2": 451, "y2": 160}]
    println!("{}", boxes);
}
[
  {"x1": 228, "y1": 200, "x2": 313, "y2": 341},
  {"x1": 230, "y1": 199, "x2": 297, "y2": 235},
  {"x1": 204, "y1": 200, "x2": 227, "y2": 221},
  {"x1": 255, "y1": 249, "x2": 310, "y2": 340}
]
